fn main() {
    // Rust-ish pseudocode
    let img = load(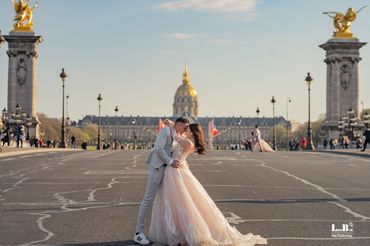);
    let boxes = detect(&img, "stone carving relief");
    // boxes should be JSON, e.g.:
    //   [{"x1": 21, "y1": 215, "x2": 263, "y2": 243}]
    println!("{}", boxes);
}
[
  {"x1": 16, "y1": 58, "x2": 27, "y2": 86},
  {"x1": 340, "y1": 63, "x2": 352, "y2": 91}
]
